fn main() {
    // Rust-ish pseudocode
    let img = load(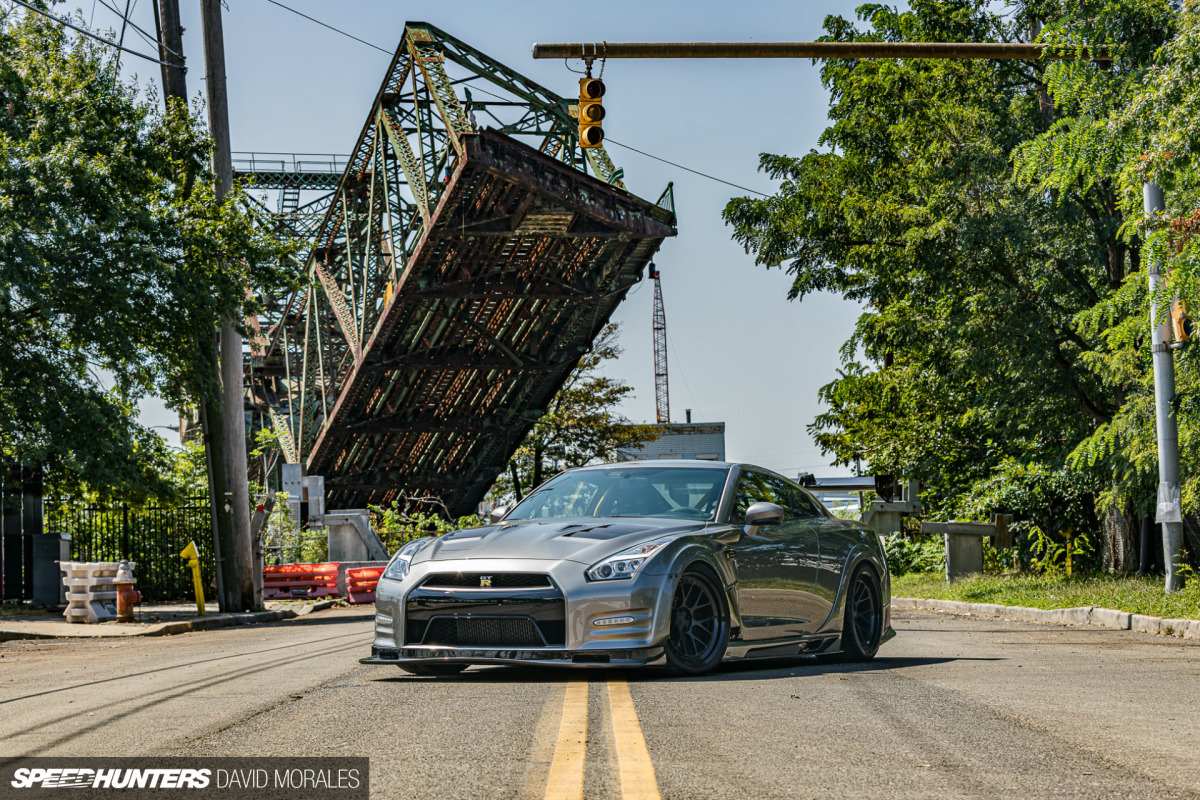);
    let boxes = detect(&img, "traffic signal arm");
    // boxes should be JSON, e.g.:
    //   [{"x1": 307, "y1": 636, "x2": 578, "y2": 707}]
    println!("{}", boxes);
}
[{"x1": 533, "y1": 41, "x2": 1111, "y2": 61}]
